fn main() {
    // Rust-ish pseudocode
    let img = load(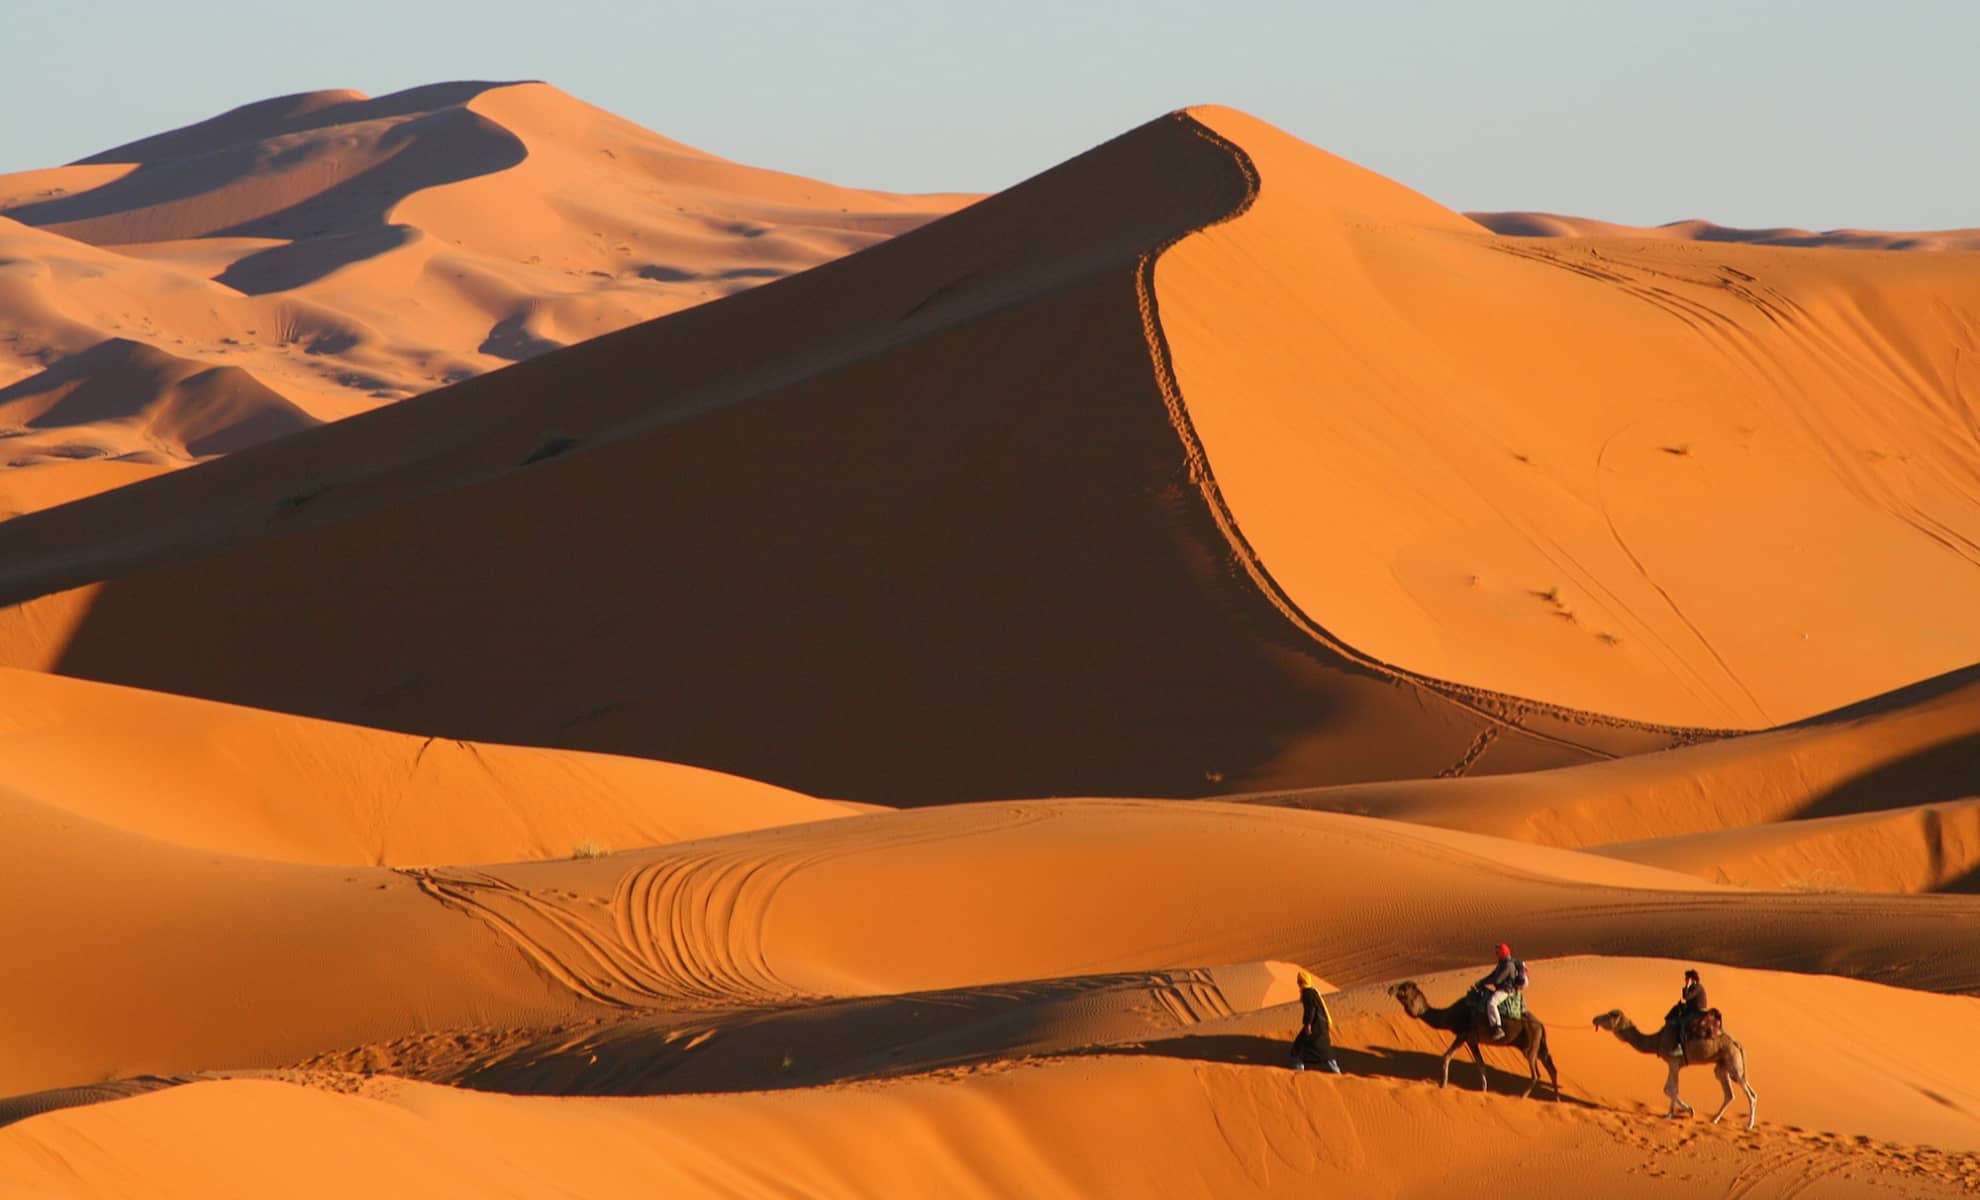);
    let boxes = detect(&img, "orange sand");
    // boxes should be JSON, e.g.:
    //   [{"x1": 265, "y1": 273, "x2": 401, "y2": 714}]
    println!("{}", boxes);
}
[
  {"x1": 1, "y1": 96, "x2": 1976, "y2": 1199},
  {"x1": 0, "y1": 82, "x2": 965, "y2": 489},
  {"x1": 0, "y1": 668, "x2": 862, "y2": 865}
]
